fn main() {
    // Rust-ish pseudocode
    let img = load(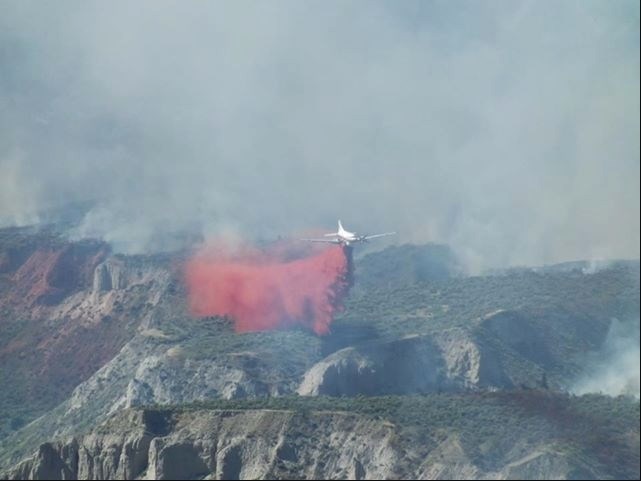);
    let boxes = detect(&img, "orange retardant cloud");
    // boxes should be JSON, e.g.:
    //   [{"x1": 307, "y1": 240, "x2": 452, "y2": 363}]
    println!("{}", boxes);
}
[{"x1": 185, "y1": 242, "x2": 351, "y2": 335}]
